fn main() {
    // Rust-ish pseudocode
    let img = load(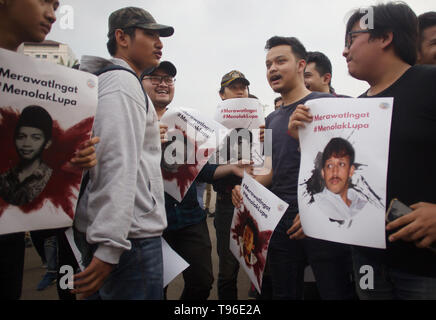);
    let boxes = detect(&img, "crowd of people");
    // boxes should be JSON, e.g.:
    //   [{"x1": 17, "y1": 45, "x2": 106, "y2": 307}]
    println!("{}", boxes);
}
[{"x1": 1, "y1": 0, "x2": 436, "y2": 300}]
